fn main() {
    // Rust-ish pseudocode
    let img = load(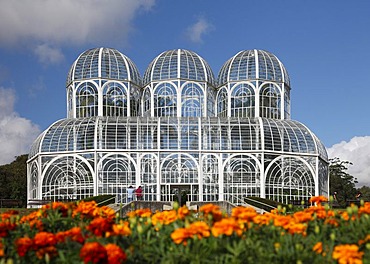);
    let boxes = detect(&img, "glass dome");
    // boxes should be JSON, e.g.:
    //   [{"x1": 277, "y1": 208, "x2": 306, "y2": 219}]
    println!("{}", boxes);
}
[
  {"x1": 143, "y1": 49, "x2": 215, "y2": 85},
  {"x1": 218, "y1": 49, "x2": 290, "y2": 86},
  {"x1": 66, "y1": 47, "x2": 141, "y2": 86}
]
